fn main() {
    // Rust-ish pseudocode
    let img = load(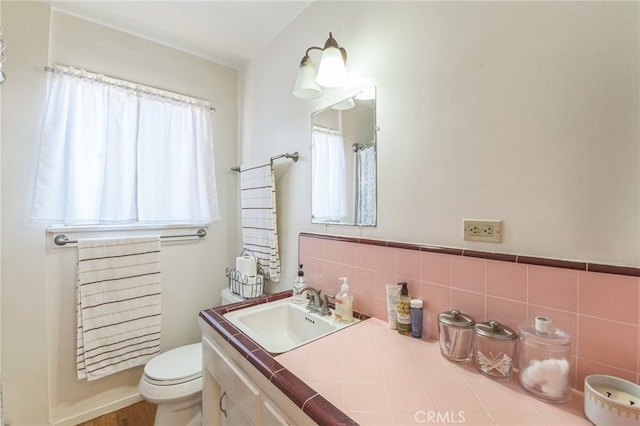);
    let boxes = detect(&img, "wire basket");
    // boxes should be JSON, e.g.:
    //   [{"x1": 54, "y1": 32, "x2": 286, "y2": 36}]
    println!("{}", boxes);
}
[{"x1": 225, "y1": 266, "x2": 265, "y2": 299}]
